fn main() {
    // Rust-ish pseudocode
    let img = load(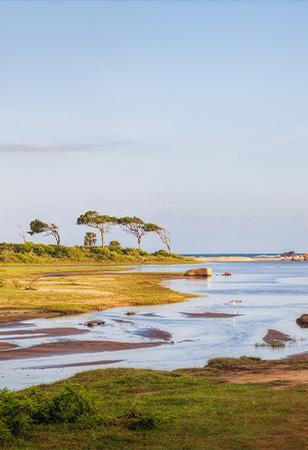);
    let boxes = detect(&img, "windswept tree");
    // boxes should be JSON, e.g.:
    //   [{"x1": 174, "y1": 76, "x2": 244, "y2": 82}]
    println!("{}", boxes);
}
[
  {"x1": 84, "y1": 232, "x2": 97, "y2": 247},
  {"x1": 118, "y1": 217, "x2": 146, "y2": 249},
  {"x1": 17, "y1": 225, "x2": 27, "y2": 243},
  {"x1": 77, "y1": 210, "x2": 117, "y2": 247},
  {"x1": 118, "y1": 217, "x2": 162, "y2": 250},
  {"x1": 28, "y1": 219, "x2": 61, "y2": 245},
  {"x1": 157, "y1": 228, "x2": 171, "y2": 253}
]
